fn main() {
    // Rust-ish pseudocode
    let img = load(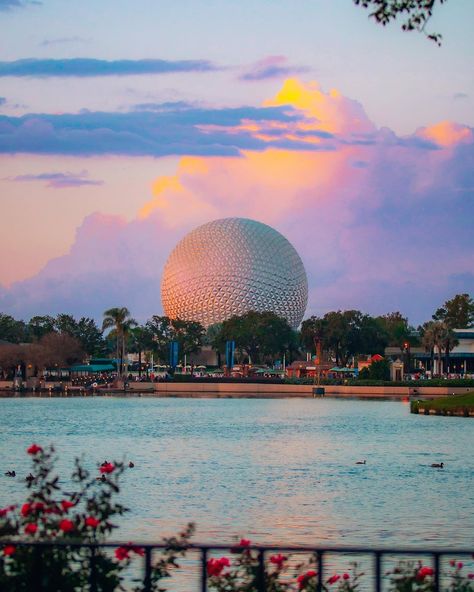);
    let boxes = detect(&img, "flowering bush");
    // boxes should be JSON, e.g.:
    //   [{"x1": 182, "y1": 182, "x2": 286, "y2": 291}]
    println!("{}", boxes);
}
[
  {"x1": 385, "y1": 560, "x2": 436, "y2": 592},
  {"x1": 206, "y1": 542, "x2": 364, "y2": 592},
  {"x1": 0, "y1": 444, "x2": 194, "y2": 592},
  {"x1": 385, "y1": 560, "x2": 474, "y2": 592},
  {"x1": 446, "y1": 560, "x2": 474, "y2": 592}
]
